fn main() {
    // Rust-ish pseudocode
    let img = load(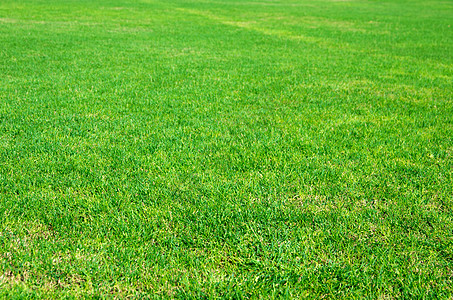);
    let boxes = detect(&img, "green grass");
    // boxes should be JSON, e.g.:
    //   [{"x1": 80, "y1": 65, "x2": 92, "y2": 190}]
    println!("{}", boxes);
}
[{"x1": 0, "y1": 0, "x2": 452, "y2": 298}]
